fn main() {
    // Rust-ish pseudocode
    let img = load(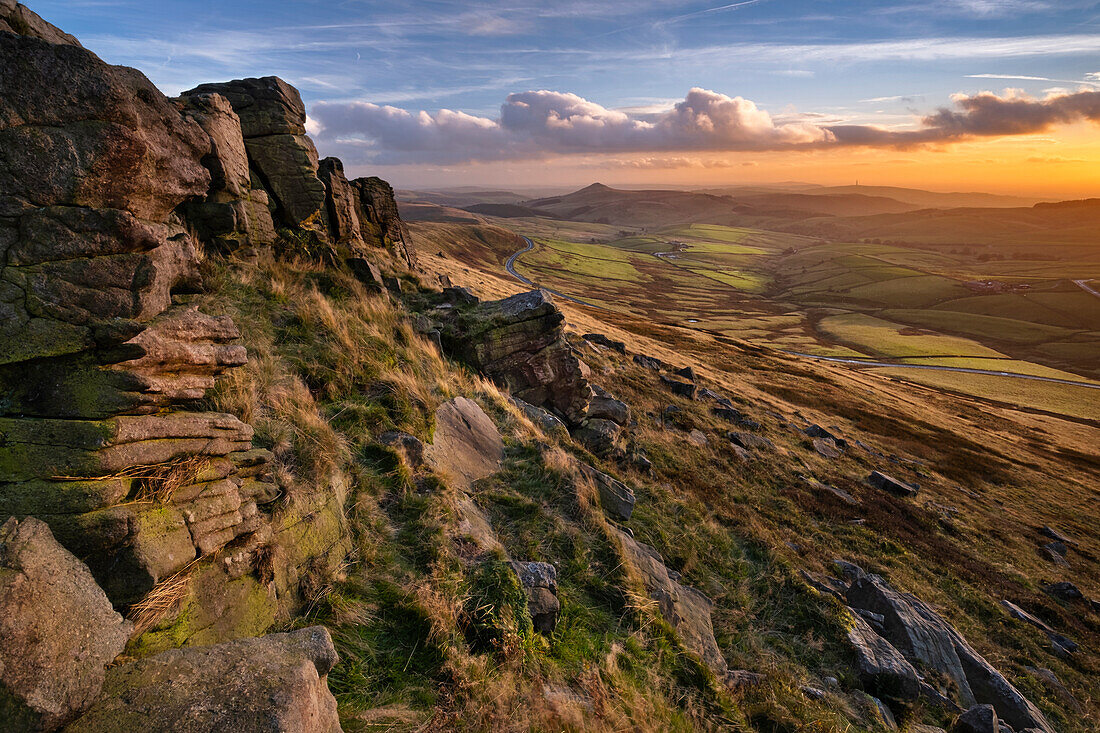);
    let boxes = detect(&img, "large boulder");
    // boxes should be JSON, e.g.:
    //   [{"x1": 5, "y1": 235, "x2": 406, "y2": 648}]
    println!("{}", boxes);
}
[
  {"x1": 612, "y1": 526, "x2": 726, "y2": 676},
  {"x1": 0, "y1": 517, "x2": 131, "y2": 731},
  {"x1": 0, "y1": 35, "x2": 208, "y2": 222},
  {"x1": 846, "y1": 574, "x2": 1053, "y2": 733},
  {"x1": 68, "y1": 627, "x2": 342, "y2": 732},
  {"x1": 184, "y1": 75, "x2": 306, "y2": 138},
  {"x1": 442, "y1": 290, "x2": 593, "y2": 424},
  {"x1": 0, "y1": 1, "x2": 81, "y2": 46}
]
